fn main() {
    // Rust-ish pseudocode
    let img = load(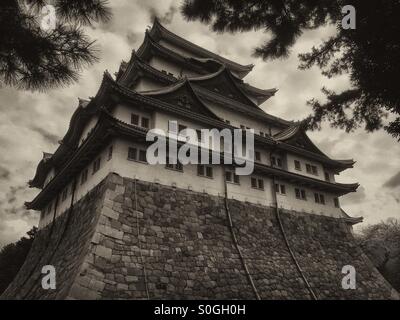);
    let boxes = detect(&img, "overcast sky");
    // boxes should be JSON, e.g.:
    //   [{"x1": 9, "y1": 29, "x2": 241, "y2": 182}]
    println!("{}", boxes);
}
[{"x1": 0, "y1": 0, "x2": 399, "y2": 247}]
